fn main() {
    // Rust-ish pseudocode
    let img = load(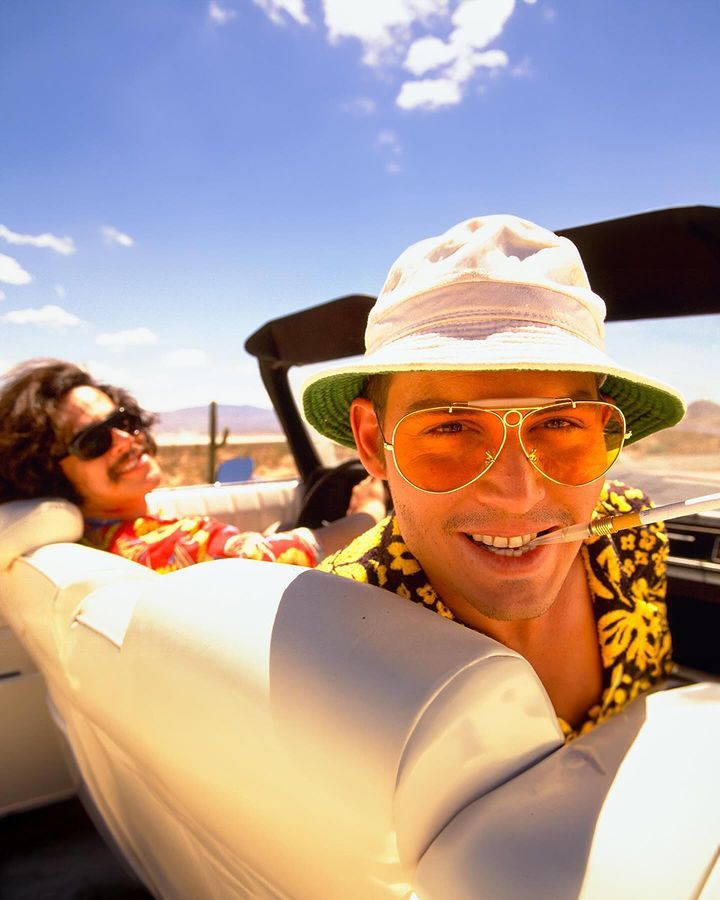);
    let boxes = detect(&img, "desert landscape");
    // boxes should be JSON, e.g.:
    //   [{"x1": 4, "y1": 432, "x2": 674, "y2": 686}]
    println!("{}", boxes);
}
[{"x1": 155, "y1": 437, "x2": 298, "y2": 487}]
